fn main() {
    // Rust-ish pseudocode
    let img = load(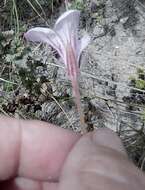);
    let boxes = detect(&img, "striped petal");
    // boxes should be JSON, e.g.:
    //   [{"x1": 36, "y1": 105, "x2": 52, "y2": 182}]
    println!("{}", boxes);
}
[
  {"x1": 54, "y1": 10, "x2": 80, "y2": 53},
  {"x1": 24, "y1": 27, "x2": 65, "y2": 61},
  {"x1": 77, "y1": 34, "x2": 90, "y2": 64}
]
